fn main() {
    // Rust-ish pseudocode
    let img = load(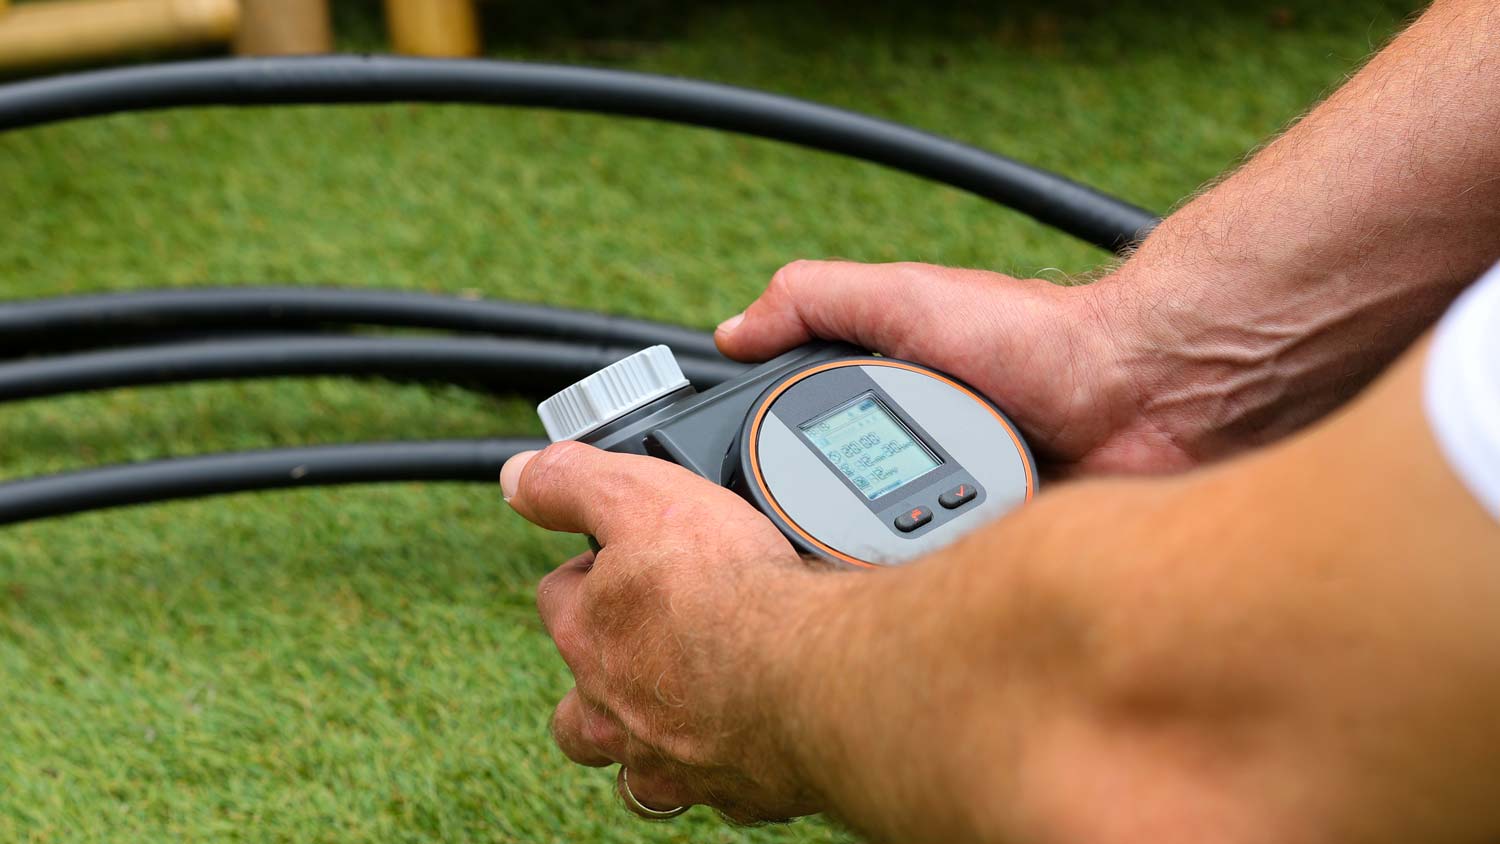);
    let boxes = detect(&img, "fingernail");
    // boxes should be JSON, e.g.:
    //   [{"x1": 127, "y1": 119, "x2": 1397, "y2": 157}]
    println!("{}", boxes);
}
[
  {"x1": 715, "y1": 311, "x2": 744, "y2": 337},
  {"x1": 500, "y1": 450, "x2": 539, "y2": 503}
]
